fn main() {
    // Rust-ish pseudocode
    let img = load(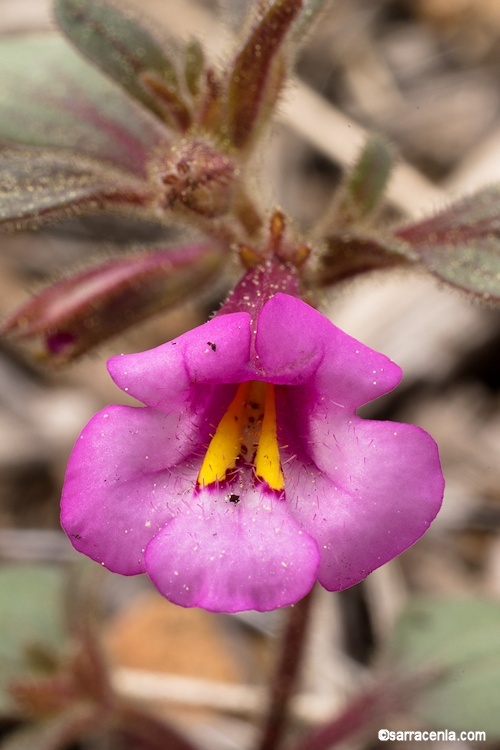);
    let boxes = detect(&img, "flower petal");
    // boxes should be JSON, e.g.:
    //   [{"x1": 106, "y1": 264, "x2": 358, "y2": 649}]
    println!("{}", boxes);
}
[
  {"x1": 144, "y1": 486, "x2": 320, "y2": 612},
  {"x1": 107, "y1": 312, "x2": 252, "y2": 408},
  {"x1": 282, "y1": 416, "x2": 444, "y2": 590},
  {"x1": 255, "y1": 294, "x2": 324, "y2": 383},
  {"x1": 61, "y1": 405, "x2": 198, "y2": 574},
  {"x1": 60, "y1": 289, "x2": 444, "y2": 612},
  {"x1": 257, "y1": 294, "x2": 401, "y2": 405}
]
